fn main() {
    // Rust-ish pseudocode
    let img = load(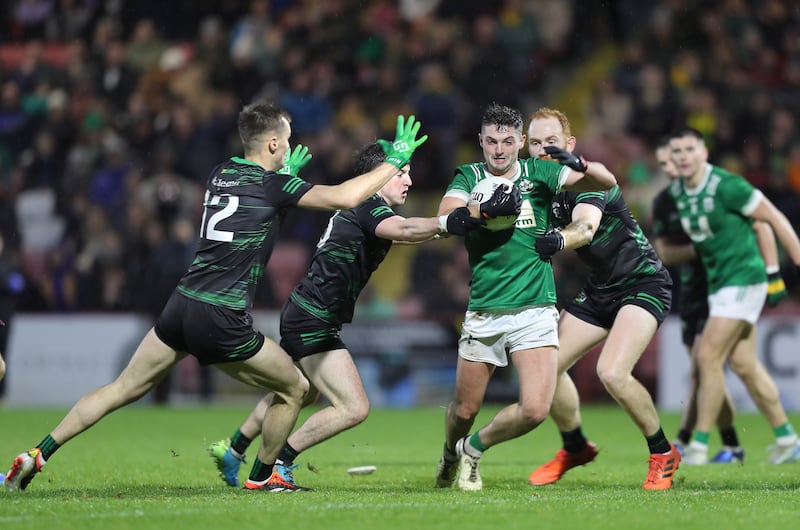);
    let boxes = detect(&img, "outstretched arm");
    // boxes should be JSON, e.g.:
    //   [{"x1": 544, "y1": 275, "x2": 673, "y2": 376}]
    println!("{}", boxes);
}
[
  {"x1": 299, "y1": 115, "x2": 428, "y2": 210},
  {"x1": 543, "y1": 147, "x2": 617, "y2": 192}
]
